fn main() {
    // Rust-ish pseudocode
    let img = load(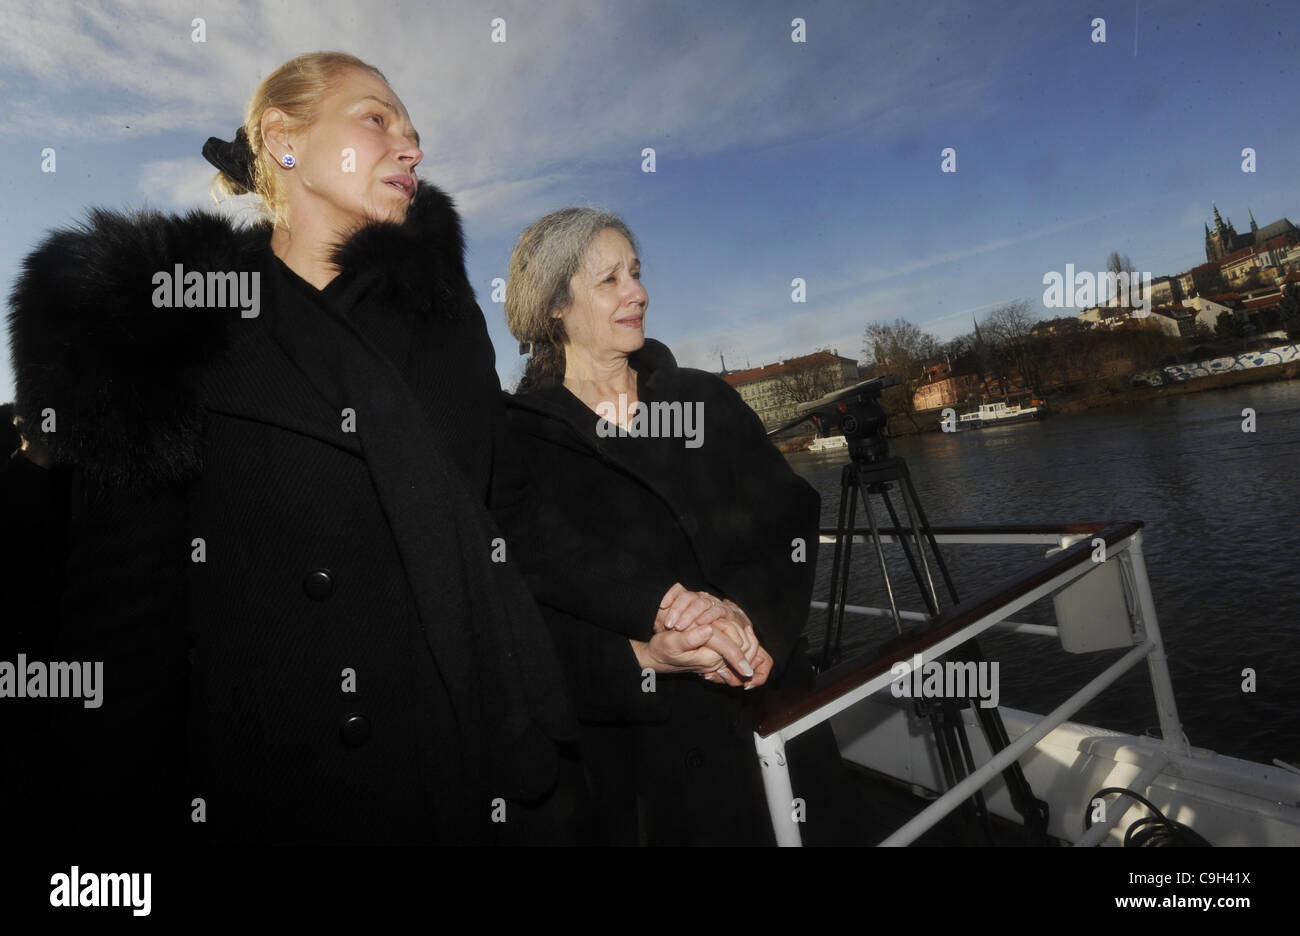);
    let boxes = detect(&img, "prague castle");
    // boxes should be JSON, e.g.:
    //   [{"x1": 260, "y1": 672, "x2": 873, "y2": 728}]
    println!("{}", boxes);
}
[{"x1": 1204, "y1": 204, "x2": 1298, "y2": 264}]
